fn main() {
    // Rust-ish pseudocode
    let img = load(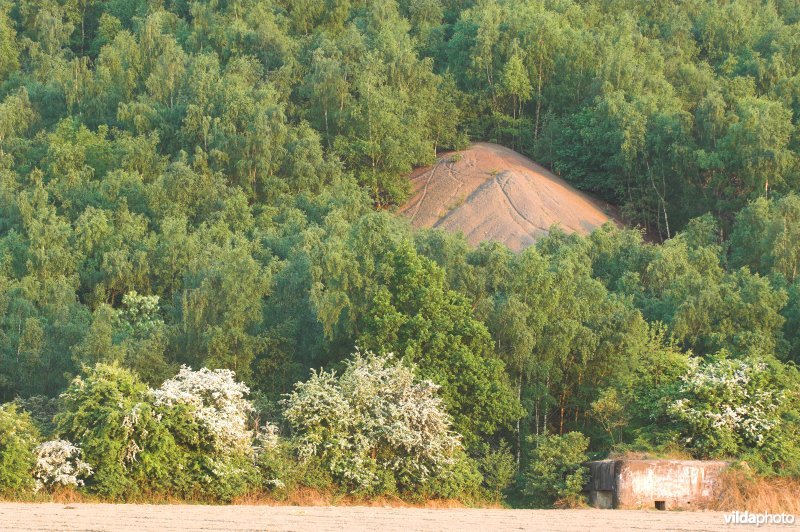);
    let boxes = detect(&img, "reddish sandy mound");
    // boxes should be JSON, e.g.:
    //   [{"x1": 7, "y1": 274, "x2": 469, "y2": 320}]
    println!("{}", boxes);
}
[{"x1": 399, "y1": 143, "x2": 620, "y2": 251}]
